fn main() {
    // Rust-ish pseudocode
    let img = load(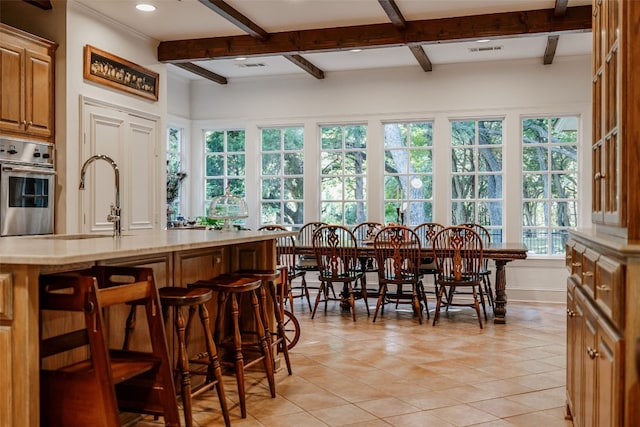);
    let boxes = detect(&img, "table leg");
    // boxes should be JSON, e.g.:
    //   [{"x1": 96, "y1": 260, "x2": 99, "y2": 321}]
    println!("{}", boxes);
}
[{"x1": 493, "y1": 259, "x2": 508, "y2": 324}]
